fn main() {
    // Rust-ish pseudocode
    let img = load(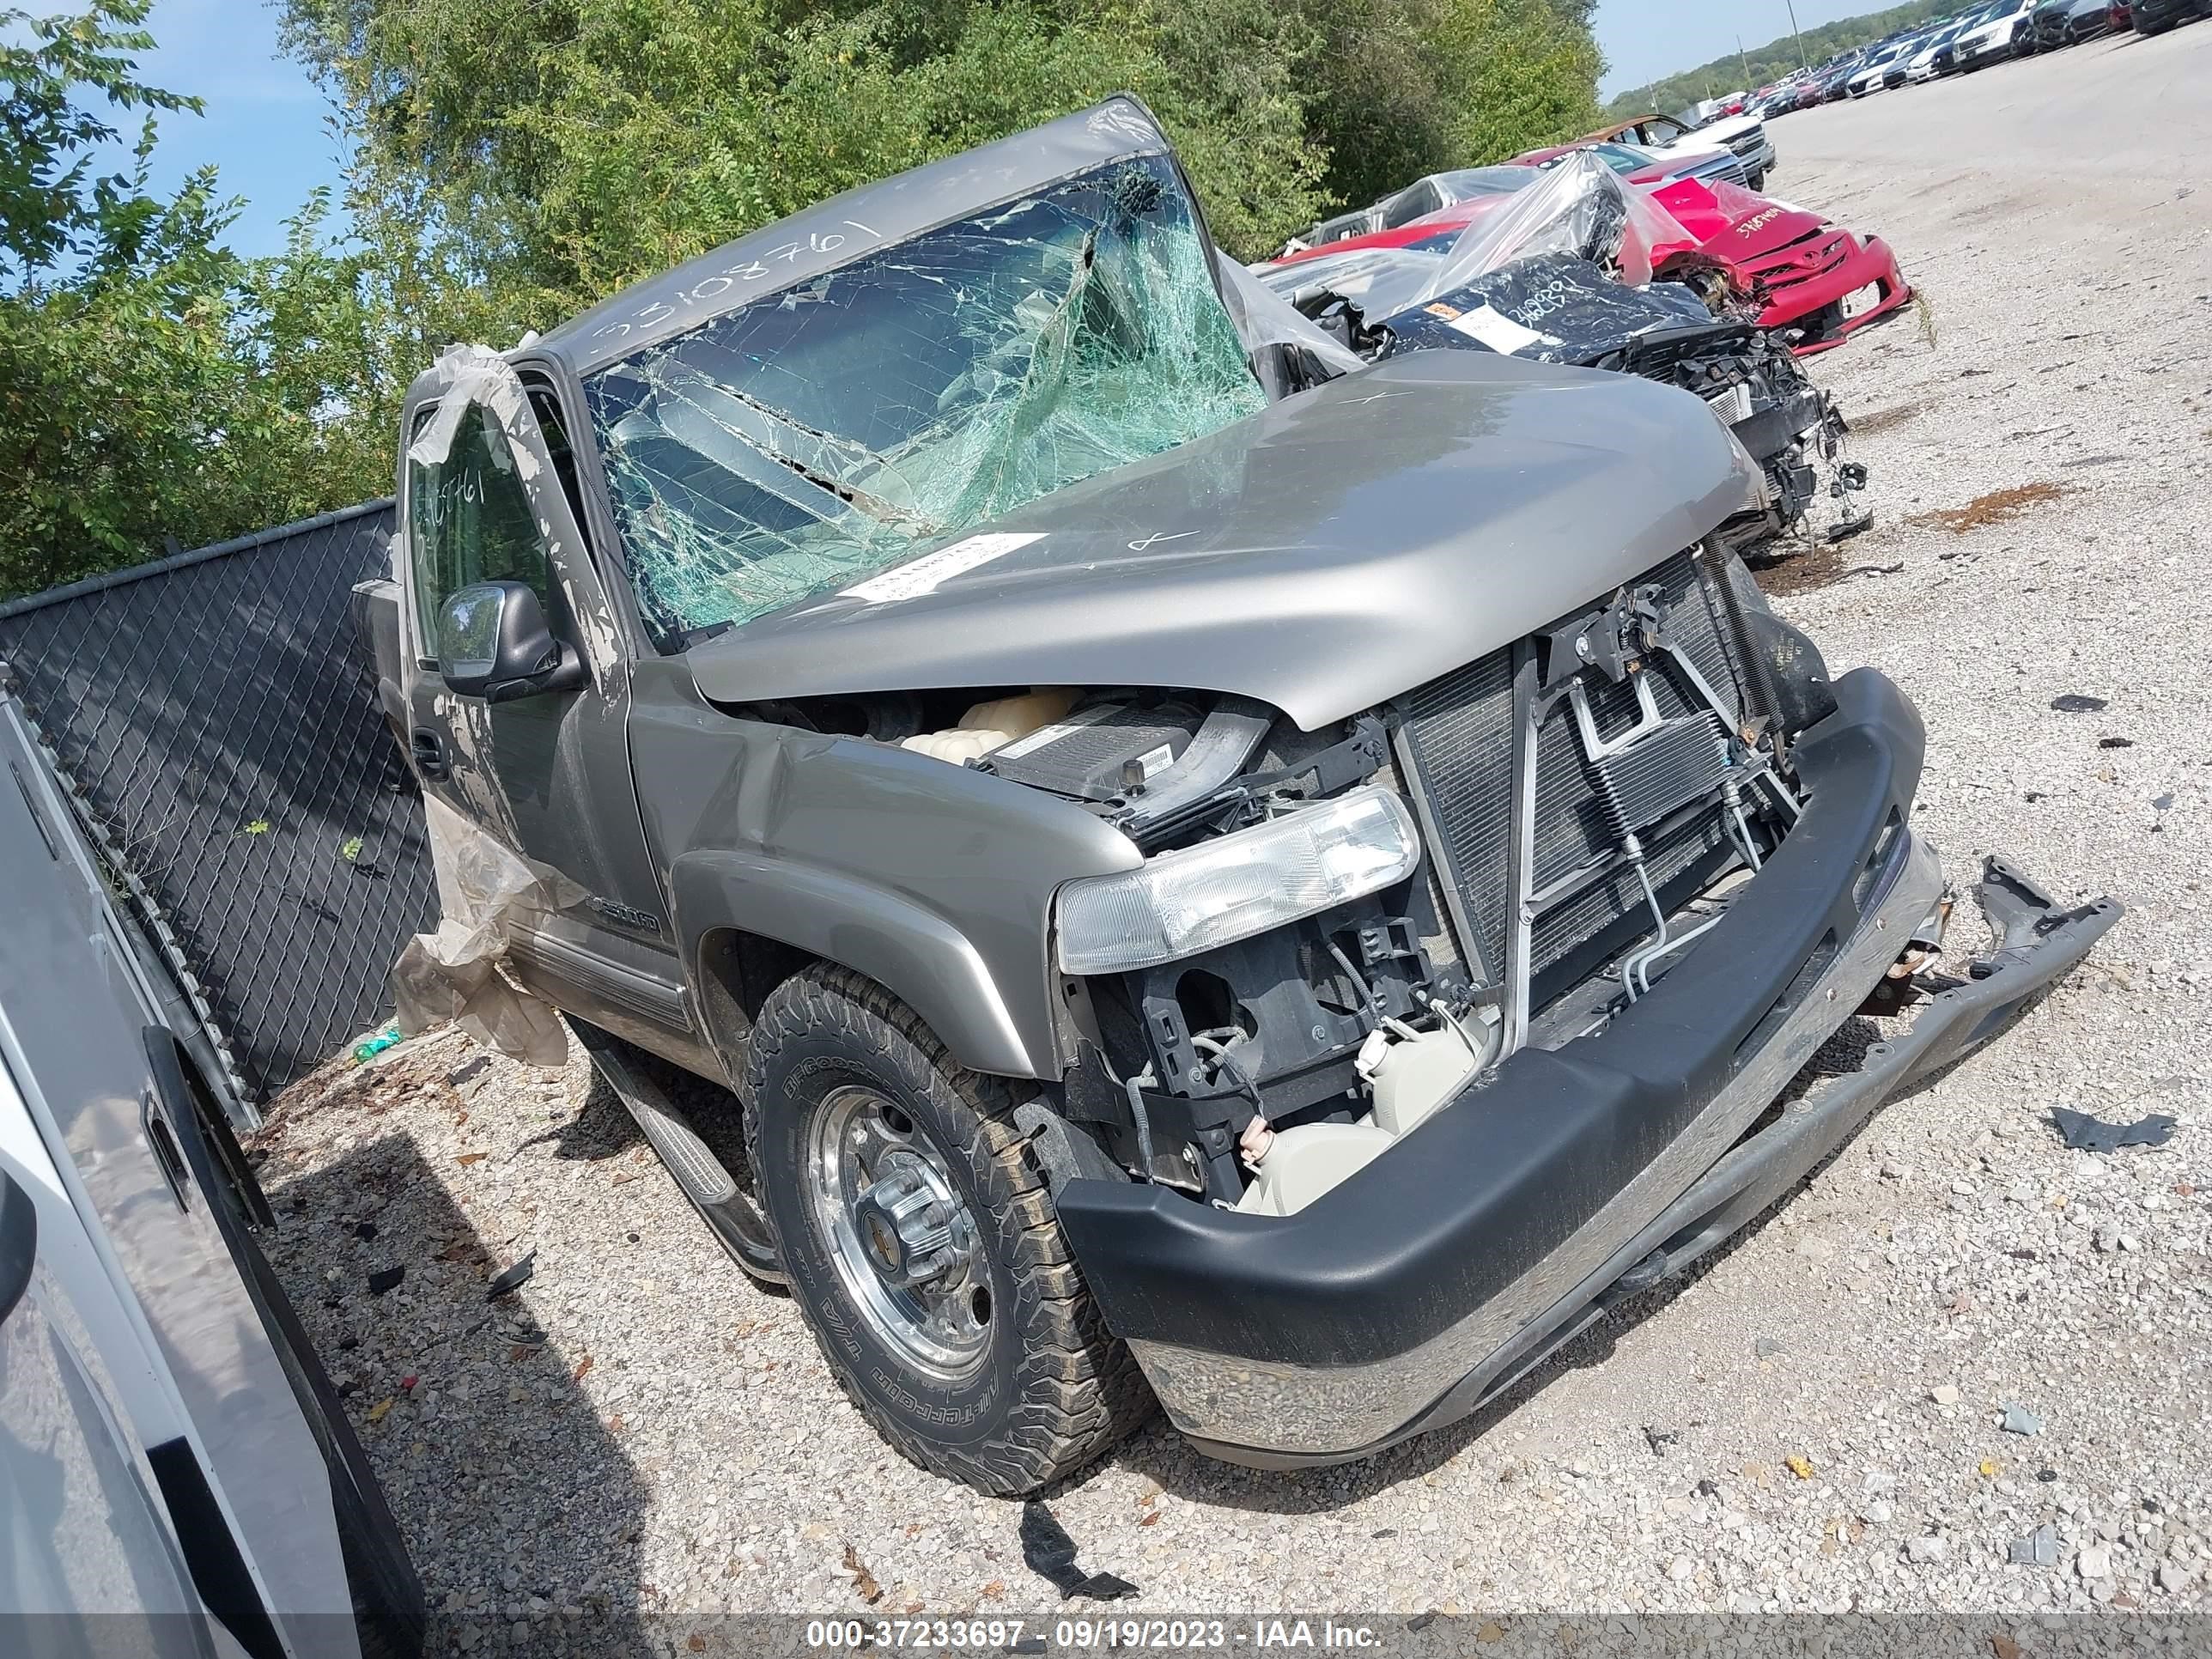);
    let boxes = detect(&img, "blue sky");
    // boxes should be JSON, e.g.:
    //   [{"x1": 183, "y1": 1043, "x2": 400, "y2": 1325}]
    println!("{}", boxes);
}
[
  {"x1": 90, "y1": 0, "x2": 344, "y2": 257},
  {"x1": 104, "y1": 0, "x2": 1886, "y2": 256}
]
